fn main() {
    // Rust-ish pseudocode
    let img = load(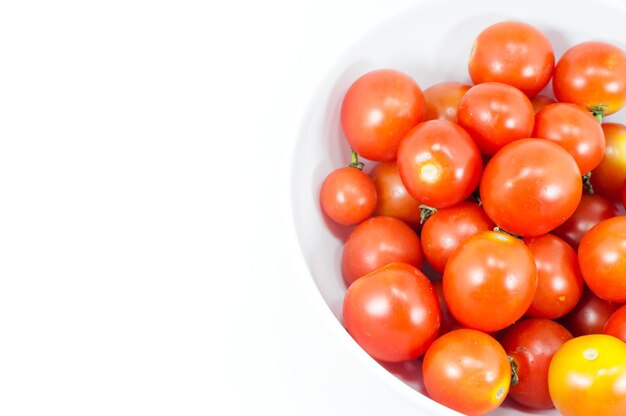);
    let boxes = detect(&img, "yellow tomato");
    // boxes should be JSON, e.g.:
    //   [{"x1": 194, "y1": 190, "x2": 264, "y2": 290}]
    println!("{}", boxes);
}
[
  {"x1": 591, "y1": 123, "x2": 626, "y2": 201},
  {"x1": 548, "y1": 334, "x2": 626, "y2": 416}
]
